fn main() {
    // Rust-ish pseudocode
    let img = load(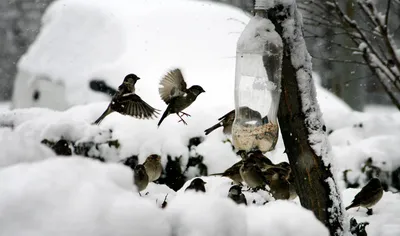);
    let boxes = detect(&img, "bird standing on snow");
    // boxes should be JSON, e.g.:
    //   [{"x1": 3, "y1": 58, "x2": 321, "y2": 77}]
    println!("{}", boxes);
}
[
  {"x1": 134, "y1": 164, "x2": 149, "y2": 192},
  {"x1": 228, "y1": 185, "x2": 247, "y2": 205},
  {"x1": 158, "y1": 68, "x2": 205, "y2": 126},
  {"x1": 93, "y1": 74, "x2": 159, "y2": 125},
  {"x1": 210, "y1": 160, "x2": 243, "y2": 185},
  {"x1": 143, "y1": 154, "x2": 163, "y2": 182},
  {"x1": 345, "y1": 178, "x2": 383, "y2": 215},
  {"x1": 185, "y1": 178, "x2": 207, "y2": 192}
]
